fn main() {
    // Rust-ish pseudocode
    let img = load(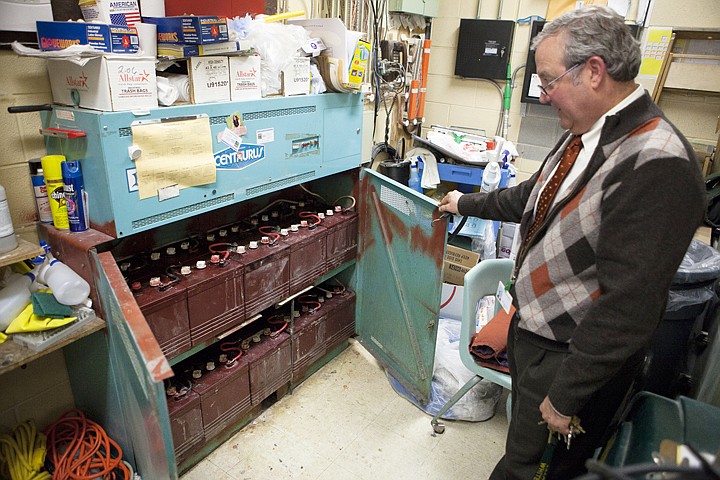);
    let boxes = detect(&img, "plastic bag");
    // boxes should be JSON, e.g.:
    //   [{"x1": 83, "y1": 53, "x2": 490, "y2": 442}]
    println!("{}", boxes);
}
[
  {"x1": 672, "y1": 239, "x2": 720, "y2": 286},
  {"x1": 666, "y1": 285, "x2": 717, "y2": 314},
  {"x1": 228, "y1": 16, "x2": 310, "y2": 96},
  {"x1": 387, "y1": 317, "x2": 502, "y2": 421},
  {"x1": 483, "y1": 221, "x2": 497, "y2": 261}
]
